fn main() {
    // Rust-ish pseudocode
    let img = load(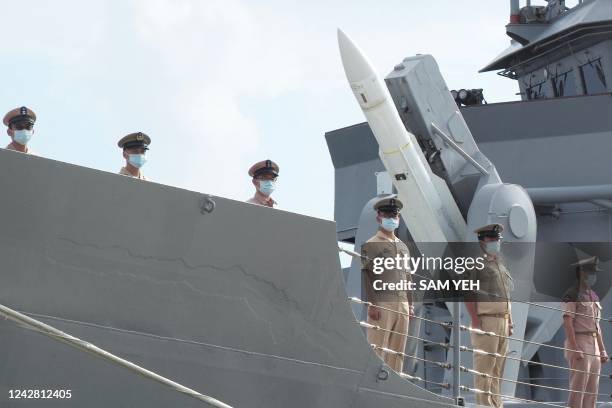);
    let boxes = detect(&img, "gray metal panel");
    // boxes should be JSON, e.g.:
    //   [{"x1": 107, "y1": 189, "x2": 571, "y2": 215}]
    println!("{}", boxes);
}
[
  {"x1": 461, "y1": 93, "x2": 612, "y2": 142},
  {"x1": 0, "y1": 149, "x2": 453, "y2": 407},
  {"x1": 334, "y1": 159, "x2": 386, "y2": 241},
  {"x1": 482, "y1": 0, "x2": 612, "y2": 71},
  {"x1": 326, "y1": 124, "x2": 388, "y2": 239},
  {"x1": 384, "y1": 54, "x2": 500, "y2": 222},
  {"x1": 325, "y1": 123, "x2": 380, "y2": 169},
  {"x1": 385, "y1": 55, "x2": 487, "y2": 186},
  {"x1": 326, "y1": 94, "x2": 612, "y2": 241}
]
